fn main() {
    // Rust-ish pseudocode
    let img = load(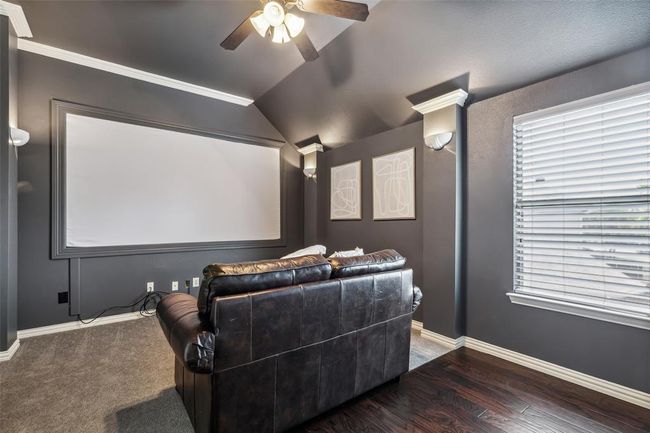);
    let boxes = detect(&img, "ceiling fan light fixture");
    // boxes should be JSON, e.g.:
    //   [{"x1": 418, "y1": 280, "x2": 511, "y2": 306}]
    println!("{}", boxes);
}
[
  {"x1": 272, "y1": 23, "x2": 291, "y2": 44},
  {"x1": 284, "y1": 13, "x2": 304, "y2": 37},
  {"x1": 250, "y1": 10, "x2": 271, "y2": 37},
  {"x1": 263, "y1": 1, "x2": 285, "y2": 27},
  {"x1": 221, "y1": 0, "x2": 370, "y2": 61}
]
